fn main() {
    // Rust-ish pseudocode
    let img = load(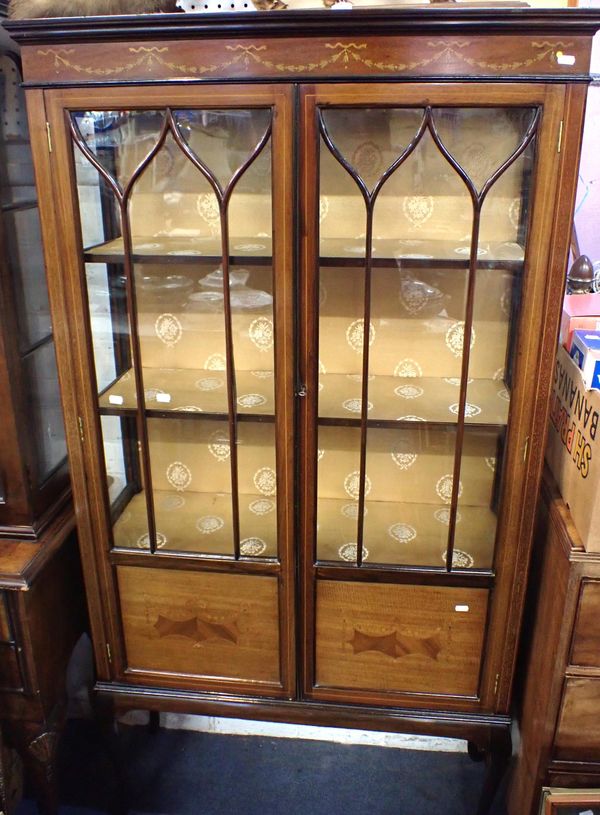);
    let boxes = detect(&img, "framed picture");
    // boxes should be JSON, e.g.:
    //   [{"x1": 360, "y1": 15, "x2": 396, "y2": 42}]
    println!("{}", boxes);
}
[{"x1": 541, "y1": 788, "x2": 600, "y2": 815}]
